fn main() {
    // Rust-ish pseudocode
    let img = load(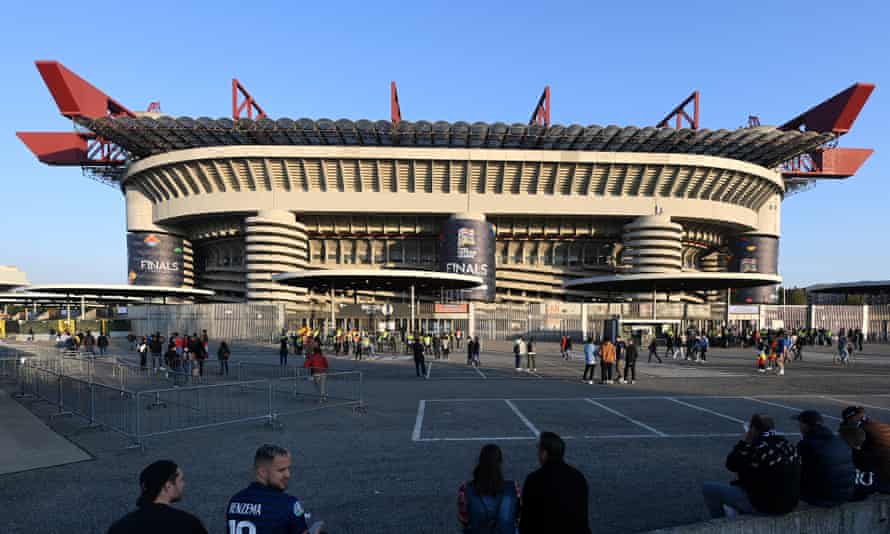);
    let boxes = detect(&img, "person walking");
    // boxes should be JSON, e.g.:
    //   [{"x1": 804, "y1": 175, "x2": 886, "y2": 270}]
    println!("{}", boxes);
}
[
  {"x1": 623, "y1": 338, "x2": 638, "y2": 384},
  {"x1": 582, "y1": 337, "x2": 598, "y2": 384},
  {"x1": 467, "y1": 336, "x2": 475, "y2": 365},
  {"x1": 599, "y1": 338, "x2": 616, "y2": 384},
  {"x1": 647, "y1": 337, "x2": 662, "y2": 363},
  {"x1": 217, "y1": 341, "x2": 231, "y2": 376},
  {"x1": 304, "y1": 347, "x2": 329, "y2": 402},
  {"x1": 457, "y1": 444, "x2": 521, "y2": 534},
  {"x1": 107, "y1": 460, "x2": 208, "y2": 534},
  {"x1": 413, "y1": 334, "x2": 427, "y2": 379},
  {"x1": 560, "y1": 335, "x2": 568, "y2": 360},
  {"x1": 526, "y1": 337, "x2": 537, "y2": 373},
  {"x1": 520, "y1": 432, "x2": 590, "y2": 534},
  {"x1": 226, "y1": 445, "x2": 324, "y2": 534}
]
